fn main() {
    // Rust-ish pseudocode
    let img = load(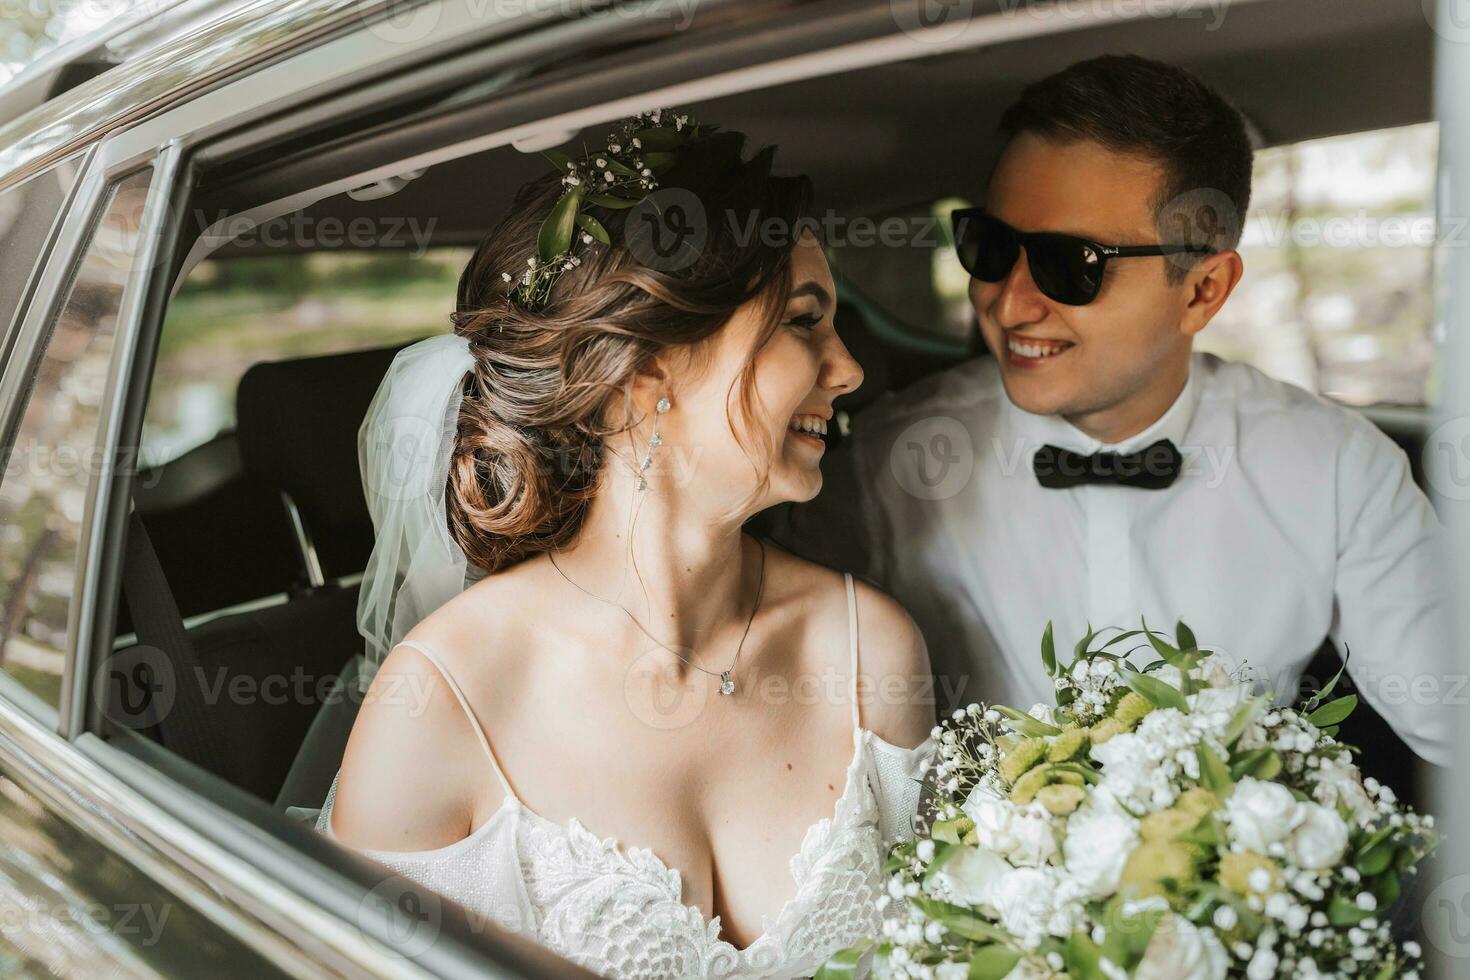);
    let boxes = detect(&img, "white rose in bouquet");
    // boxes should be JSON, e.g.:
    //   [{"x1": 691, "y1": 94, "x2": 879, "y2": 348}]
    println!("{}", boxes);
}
[
  {"x1": 1007, "y1": 806, "x2": 1059, "y2": 867},
  {"x1": 1310, "y1": 752, "x2": 1376, "y2": 823},
  {"x1": 934, "y1": 843, "x2": 1011, "y2": 906},
  {"x1": 989, "y1": 867, "x2": 1064, "y2": 947},
  {"x1": 1285, "y1": 802, "x2": 1350, "y2": 870},
  {"x1": 963, "y1": 785, "x2": 1016, "y2": 846},
  {"x1": 1062, "y1": 799, "x2": 1139, "y2": 897},
  {"x1": 1134, "y1": 912, "x2": 1228, "y2": 980},
  {"x1": 961, "y1": 787, "x2": 1058, "y2": 867},
  {"x1": 1223, "y1": 776, "x2": 1303, "y2": 851}
]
